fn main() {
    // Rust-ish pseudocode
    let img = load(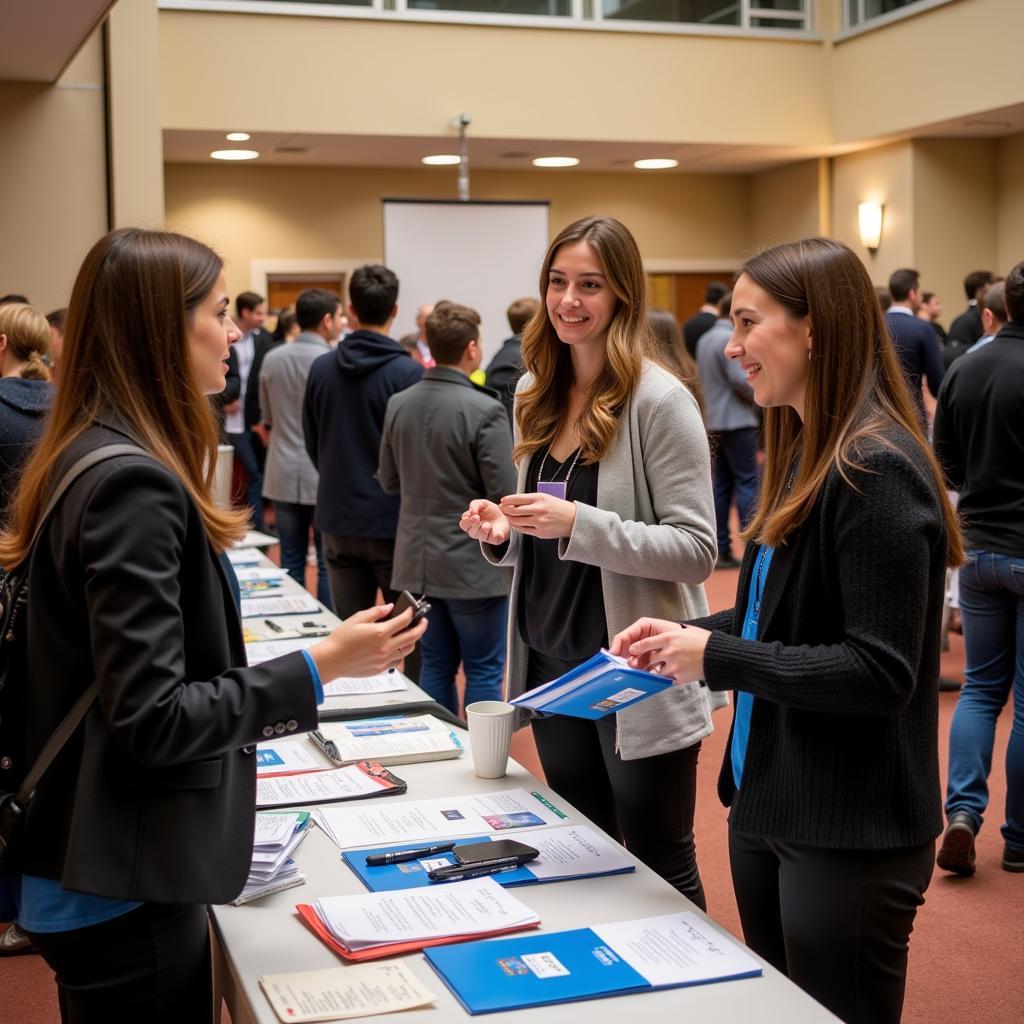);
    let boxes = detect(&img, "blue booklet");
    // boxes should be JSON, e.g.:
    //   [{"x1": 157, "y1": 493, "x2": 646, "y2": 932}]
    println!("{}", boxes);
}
[
  {"x1": 424, "y1": 912, "x2": 762, "y2": 1014},
  {"x1": 343, "y1": 825, "x2": 635, "y2": 893},
  {"x1": 510, "y1": 649, "x2": 671, "y2": 719}
]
